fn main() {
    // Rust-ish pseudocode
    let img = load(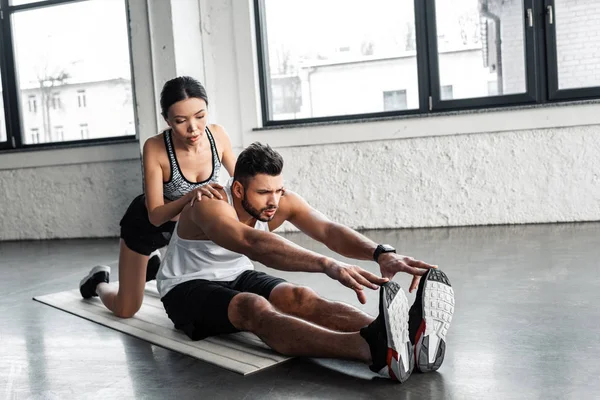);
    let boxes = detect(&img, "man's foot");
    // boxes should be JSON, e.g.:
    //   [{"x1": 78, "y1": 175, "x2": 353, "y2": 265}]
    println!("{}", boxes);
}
[
  {"x1": 146, "y1": 250, "x2": 161, "y2": 282},
  {"x1": 79, "y1": 266, "x2": 110, "y2": 299},
  {"x1": 360, "y1": 281, "x2": 413, "y2": 383},
  {"x1": 409, "y1": 269, "x2": 455, "y2": 372}
]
